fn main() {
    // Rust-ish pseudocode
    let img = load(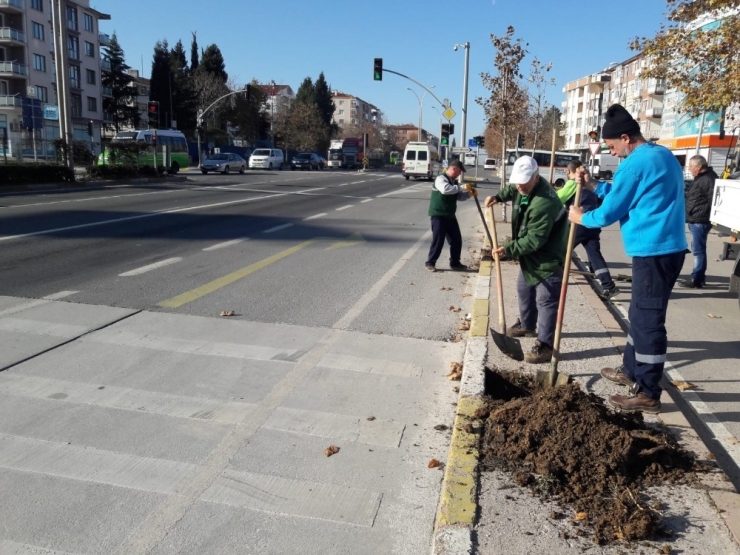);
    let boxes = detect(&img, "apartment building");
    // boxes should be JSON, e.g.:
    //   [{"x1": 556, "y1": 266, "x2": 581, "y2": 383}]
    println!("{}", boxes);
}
[
  {"x1": 254, "y1": 83, "x2": 295, "y2": 121},
  {"x1": 0, "y1": 0, "x2": 109, "y2": 156},
  {"x1": 101, "y1": 67, "x2": 150, "y2": 136},
  {"x1": 331, "y1": 91, "x2": 380, "y2": 129}
]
